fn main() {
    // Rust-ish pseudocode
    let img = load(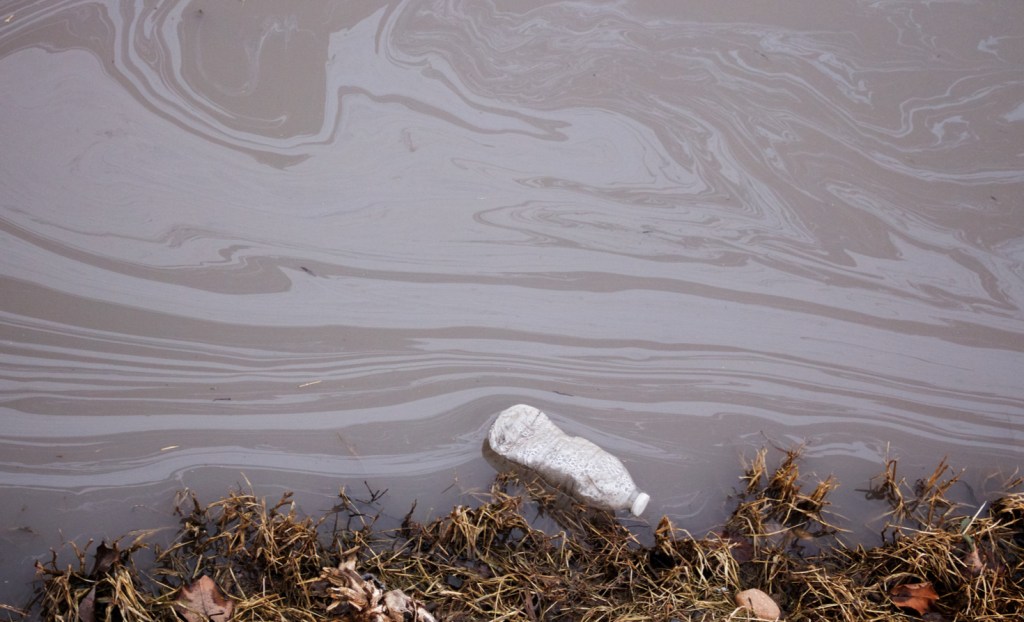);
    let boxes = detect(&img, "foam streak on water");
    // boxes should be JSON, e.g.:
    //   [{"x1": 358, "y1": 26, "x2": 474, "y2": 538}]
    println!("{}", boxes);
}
[{"x1": 1, "y1": 0, "x2": 1022, "y2": 602}]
